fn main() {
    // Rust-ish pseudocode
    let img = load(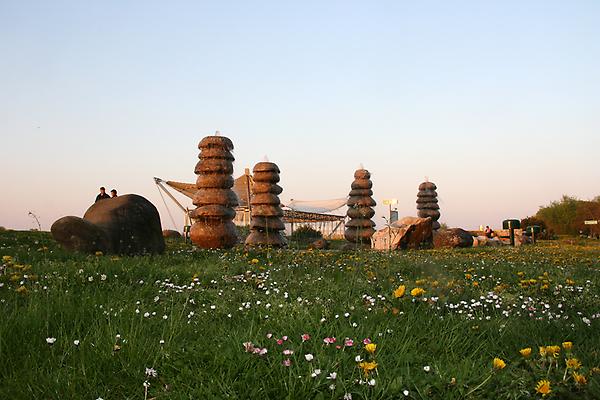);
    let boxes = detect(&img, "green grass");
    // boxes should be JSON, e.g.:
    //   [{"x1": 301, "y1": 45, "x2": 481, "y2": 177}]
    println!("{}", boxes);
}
[{"x1": 1, "y1": 230, "x2": 599, "y2": 399}]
